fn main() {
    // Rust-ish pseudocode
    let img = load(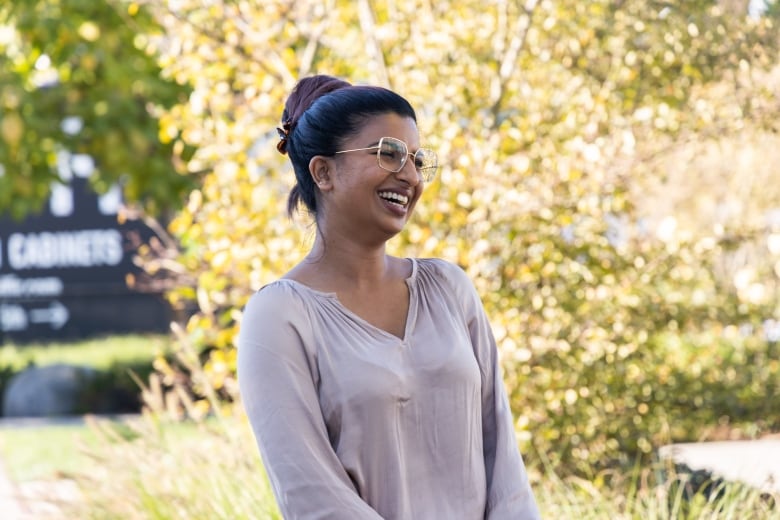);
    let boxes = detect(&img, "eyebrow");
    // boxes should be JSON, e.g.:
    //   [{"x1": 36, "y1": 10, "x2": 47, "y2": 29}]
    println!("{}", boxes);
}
[
  {"x1": 379, "y1": 139, "x2": 421, "y2": 151},
  {"x1": 347, "y1": 141, "x2": 381, "y2": 150}
]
